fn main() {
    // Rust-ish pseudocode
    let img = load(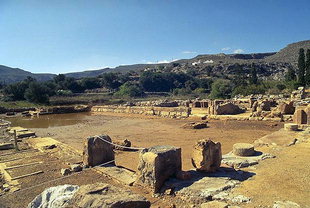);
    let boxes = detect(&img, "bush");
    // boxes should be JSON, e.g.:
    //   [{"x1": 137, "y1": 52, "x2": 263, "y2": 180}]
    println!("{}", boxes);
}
[
  {"x1": 24, "y1": 82, "x2": 50, "y2": 104},
  {"x1": 209, "y1": 79, "x2": 232, "y2": 99},
  {"x1": 114, "y1": 82, "x2": 144, "y2": 98}
]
